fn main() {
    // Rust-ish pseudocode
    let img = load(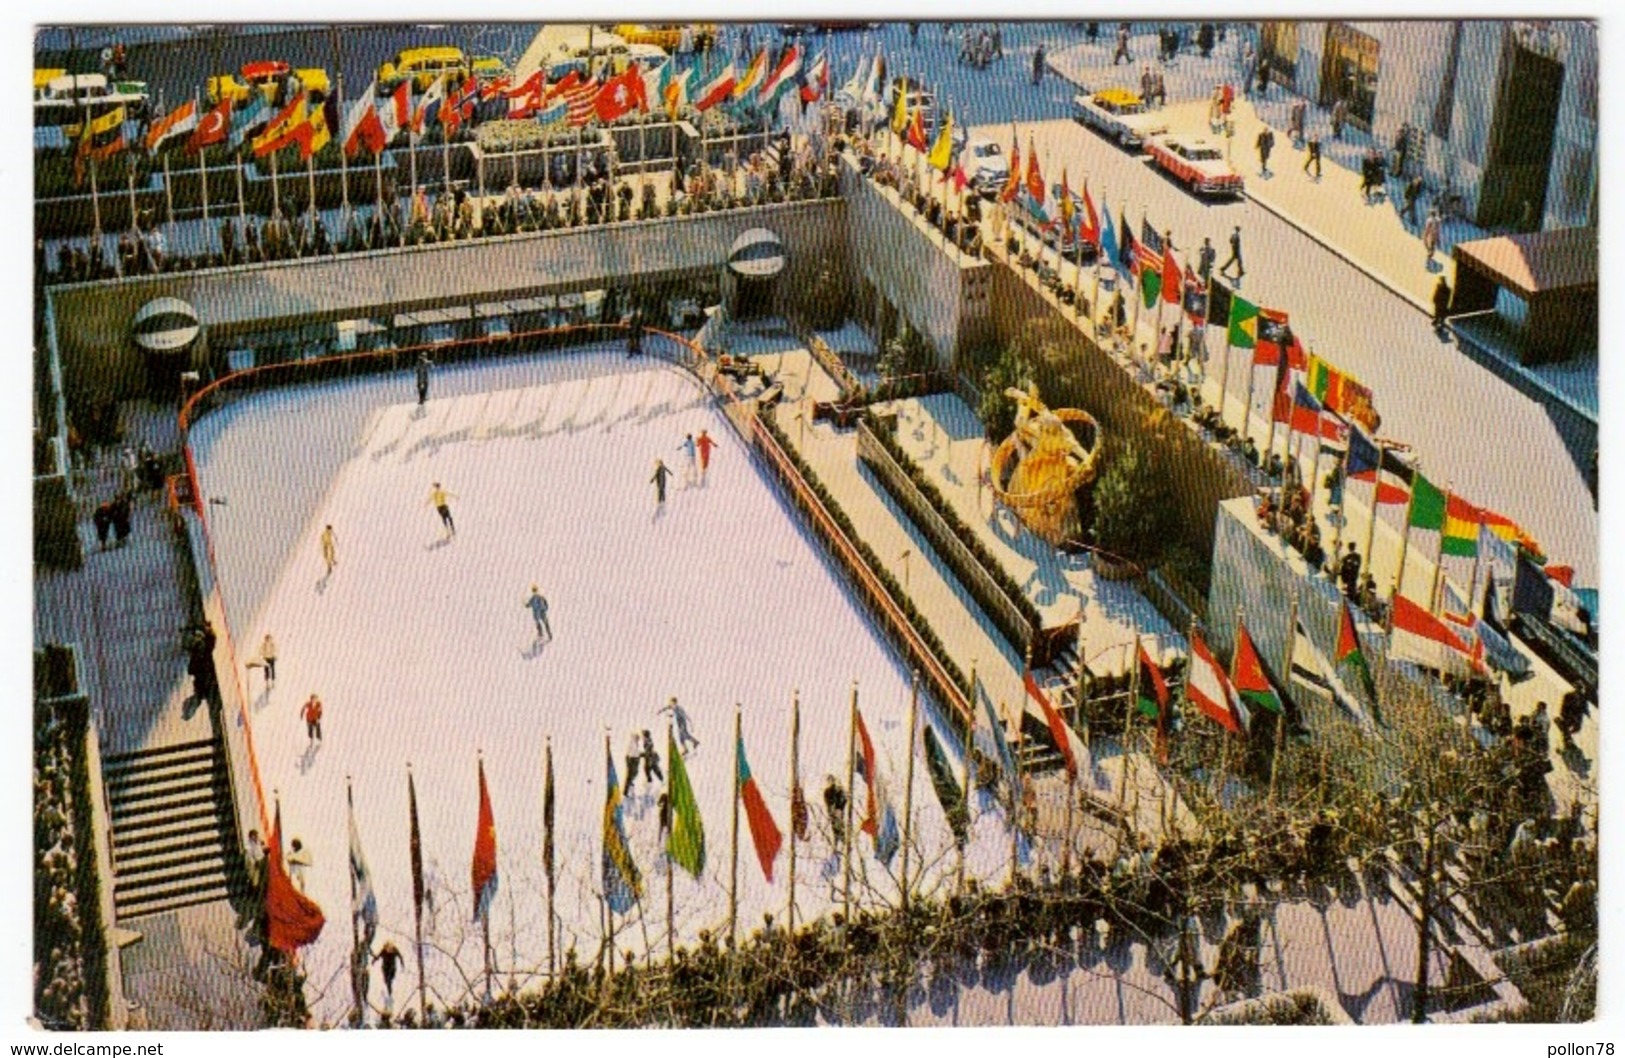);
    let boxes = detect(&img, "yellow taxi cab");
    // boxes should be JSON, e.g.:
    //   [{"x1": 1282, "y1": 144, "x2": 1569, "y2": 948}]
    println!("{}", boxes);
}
[
  {"x1": 378, "y1": 47, "x2": 475, "y2": 92},
  {"x1": 612, "y1": 23, "x2": 717, "y2": 52},
  {"x1": 208, "y1": 61, "x2": 330, "y2": 107}
]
